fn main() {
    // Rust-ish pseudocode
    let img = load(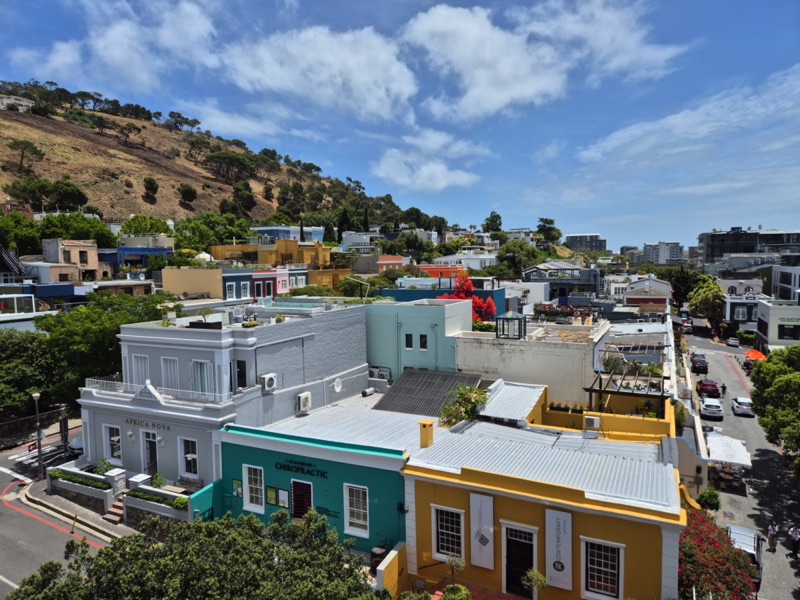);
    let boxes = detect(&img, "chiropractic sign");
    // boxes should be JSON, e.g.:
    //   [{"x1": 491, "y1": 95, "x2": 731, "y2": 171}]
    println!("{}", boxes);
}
[
  {"x1": 275, "y1": 459, "x2": 328, "y2": 479},
  {"x1": 545, "y1": 509, "x2": 572, "y2": 590}
]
